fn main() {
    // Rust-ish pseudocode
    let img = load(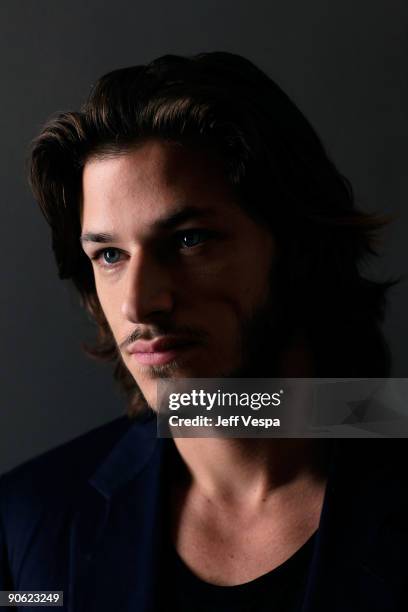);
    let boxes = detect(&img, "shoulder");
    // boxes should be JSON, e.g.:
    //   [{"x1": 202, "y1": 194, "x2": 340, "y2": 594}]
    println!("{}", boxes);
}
[
  {"x1": 0, "y1": 413, "x2": 158, "y2": 584},
  {"x1": 0, "y1": 415, "x2": 134, "y2": 525},
  {"x1": 334, "y1": 437, "x2": 408, "y2": 474},
  {"x1": 329, "y1": 438, "x2": 408, "y2": 535},
  {"x1": 332, "y1": 437, "x2": 408, "y2": 492}
]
